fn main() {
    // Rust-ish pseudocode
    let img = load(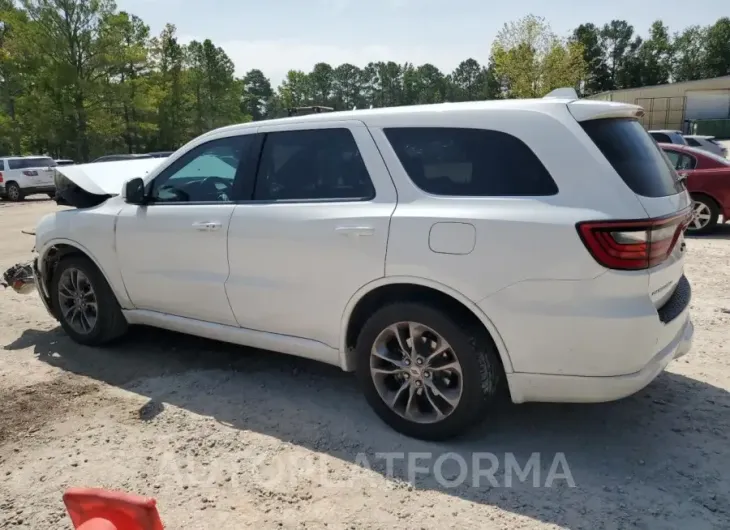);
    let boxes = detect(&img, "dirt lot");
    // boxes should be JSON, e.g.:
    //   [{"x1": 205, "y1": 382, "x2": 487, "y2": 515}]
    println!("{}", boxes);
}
[{"x1": 1, "y1": 198, "x2": 729, "y2": 530}]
